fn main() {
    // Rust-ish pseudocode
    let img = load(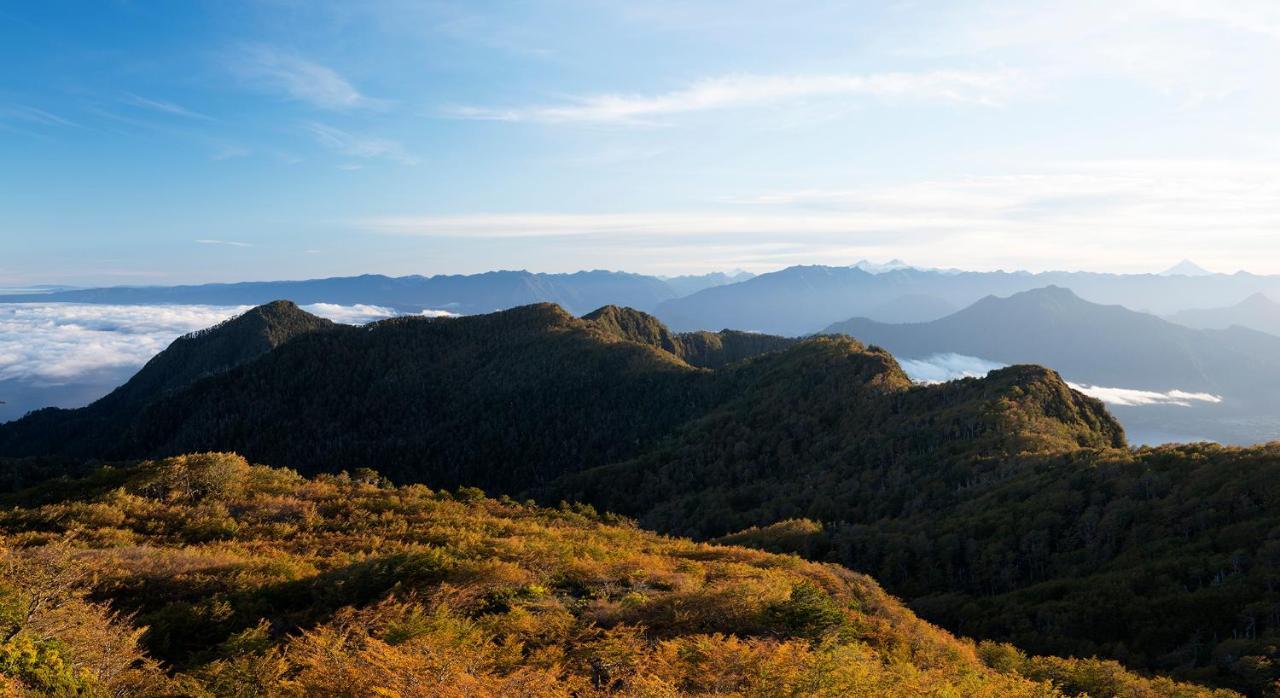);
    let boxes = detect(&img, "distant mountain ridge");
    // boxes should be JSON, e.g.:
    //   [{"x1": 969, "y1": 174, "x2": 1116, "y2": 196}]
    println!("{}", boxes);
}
[
  {"x1": 0, "y1": 269, "x2": 745, "y2": 316},
  {"x1": 1168, "y1": 292, "x2": 1280, "y2": 336},
  {"x1": 653, "y1": 264, "x2": 1280, "y2": 335},
  {"x1": 8, "y1": 264, "x2": 1280, "y2": 337},
  {"x1": 823, "y1": 286, "x2": 1280, "y2": 445},
  {"x1": 823, "y1": 286, "x2": 1280, "y2": 397}
]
